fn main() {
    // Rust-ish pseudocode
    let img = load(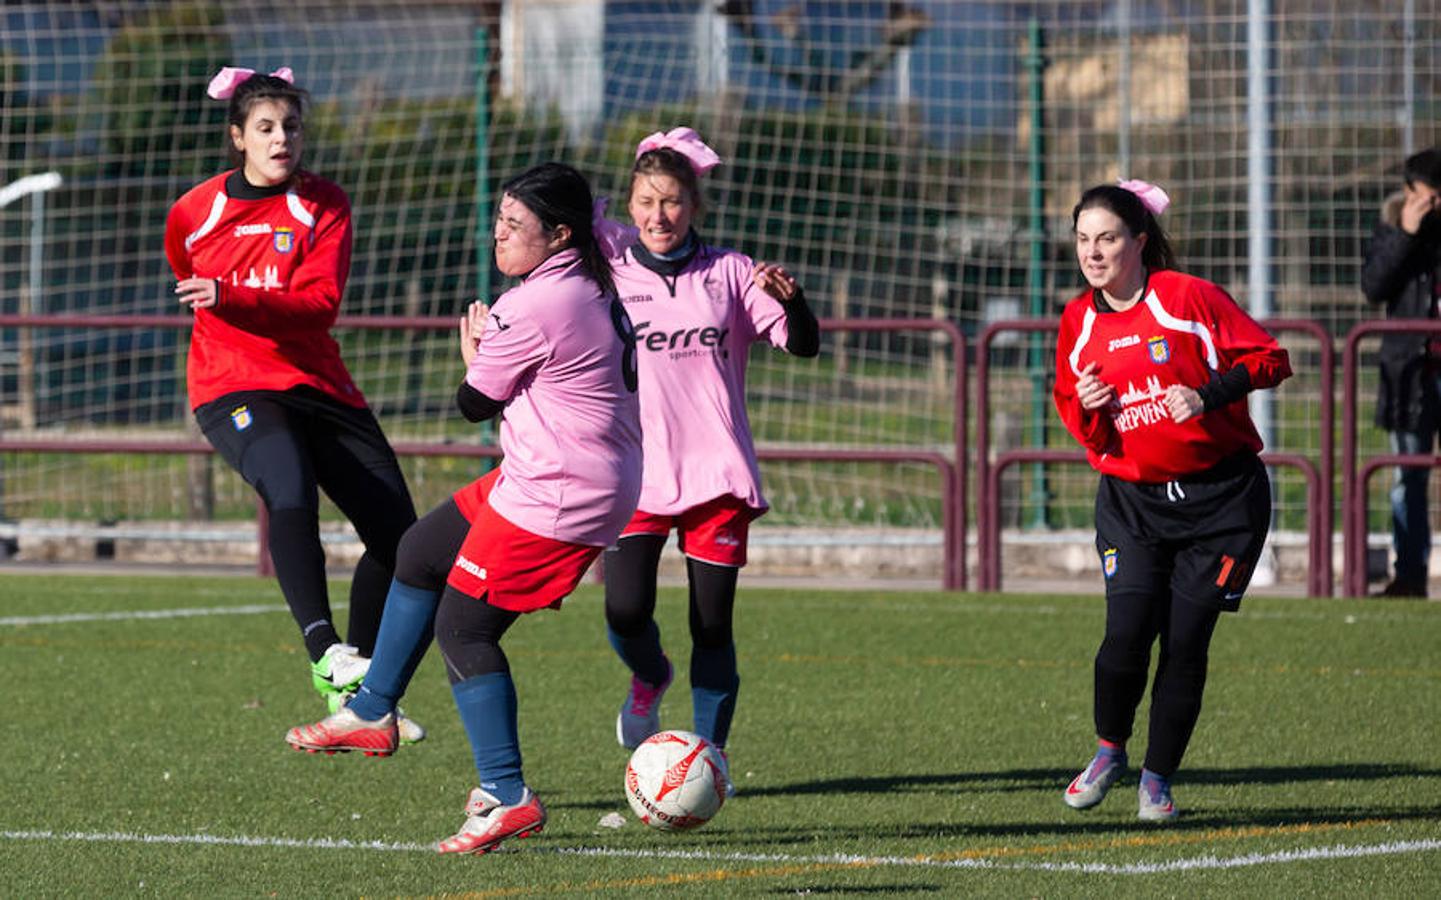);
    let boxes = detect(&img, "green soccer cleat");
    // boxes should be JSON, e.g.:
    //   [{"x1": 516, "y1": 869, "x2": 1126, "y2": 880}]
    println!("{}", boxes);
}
[{"x1": 311, "y1": 643, "x2": 369, "y2": 699}]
